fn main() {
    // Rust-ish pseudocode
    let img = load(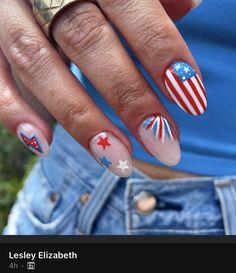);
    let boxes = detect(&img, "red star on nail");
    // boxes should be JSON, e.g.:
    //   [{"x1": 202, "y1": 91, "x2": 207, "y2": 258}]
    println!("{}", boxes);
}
[{"x1": 97, "y1": 136, "x2": 111, "y2": 150}]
